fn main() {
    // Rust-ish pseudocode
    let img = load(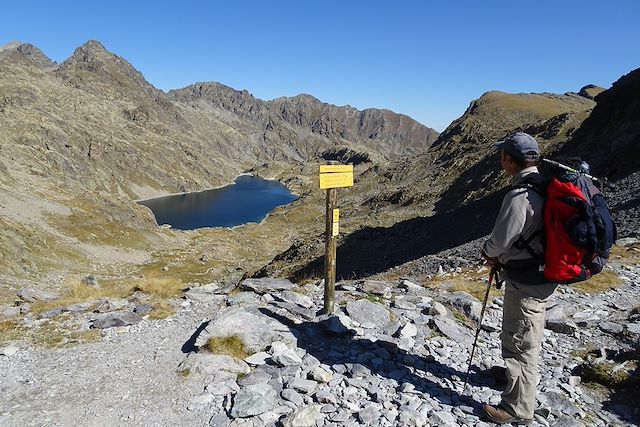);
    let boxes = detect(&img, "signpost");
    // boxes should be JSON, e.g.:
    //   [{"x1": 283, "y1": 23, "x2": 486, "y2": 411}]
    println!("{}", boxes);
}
[{"x1": 319, "y1": 164, "x2": 354, "y2": 313}]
